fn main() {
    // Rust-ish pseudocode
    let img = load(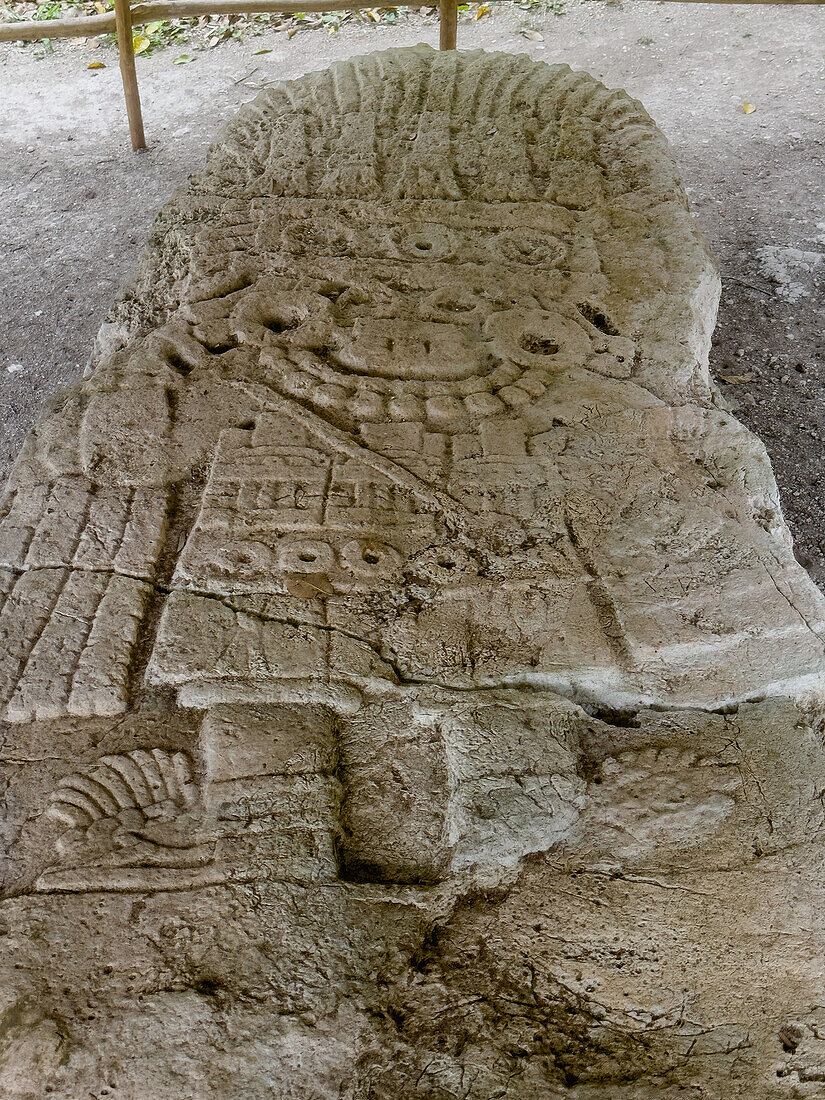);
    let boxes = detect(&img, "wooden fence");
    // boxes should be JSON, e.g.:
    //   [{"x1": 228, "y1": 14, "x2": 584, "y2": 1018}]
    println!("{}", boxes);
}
[{"x1": 0, "y1": 0, "x2": 822, "y2": 150}]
